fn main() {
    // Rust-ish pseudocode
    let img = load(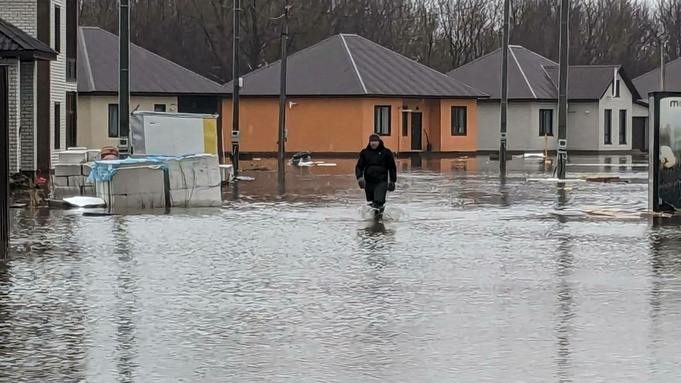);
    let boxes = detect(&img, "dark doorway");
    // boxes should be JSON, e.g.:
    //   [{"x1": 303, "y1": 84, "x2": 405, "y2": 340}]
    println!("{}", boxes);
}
[
  {"x1": 410, "y1": 112, "x2": 423, "y2": 151},
  {"x1": 632, "y1": 117, "x2": 647, "y2": 152},
  {"x1": 66, "y1": 92, "x2": 77, "y2": 148}
]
